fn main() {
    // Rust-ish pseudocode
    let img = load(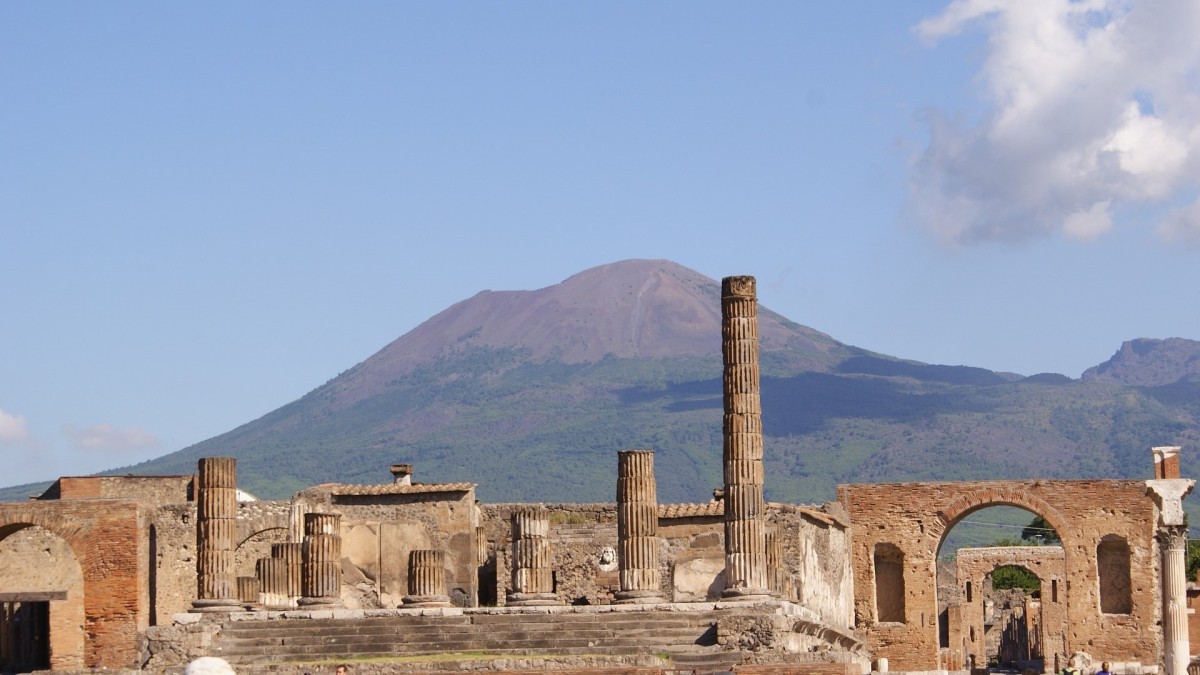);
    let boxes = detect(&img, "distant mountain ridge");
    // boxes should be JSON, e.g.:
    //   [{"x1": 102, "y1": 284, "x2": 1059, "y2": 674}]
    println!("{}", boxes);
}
[
  {"x1": 1083, "y1": 338, "x2": 1200, "y2": 387},
  {"x1": 3, "y1": 259, "x2": 1197, "y2": 505}
]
